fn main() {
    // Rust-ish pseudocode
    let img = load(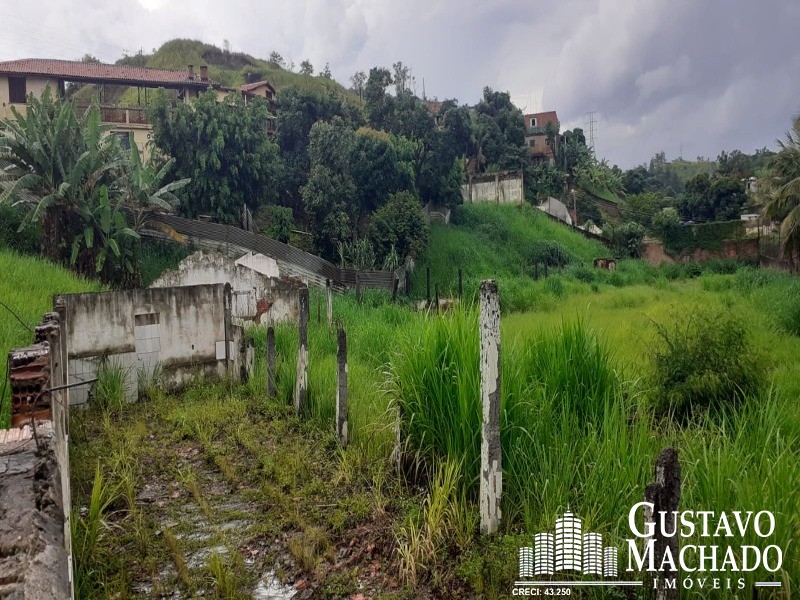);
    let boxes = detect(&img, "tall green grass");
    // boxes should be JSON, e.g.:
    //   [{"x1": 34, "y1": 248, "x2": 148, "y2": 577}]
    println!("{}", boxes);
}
[
  {"x1": 416, "y1": 204, "x2": 607, "y2": 304},
  {"x1": 0, "y1": 249, "x2": 101, "y2": 427},
  {"x1": 387, "y1": 302, "x2": 798, "y2": 592}
]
